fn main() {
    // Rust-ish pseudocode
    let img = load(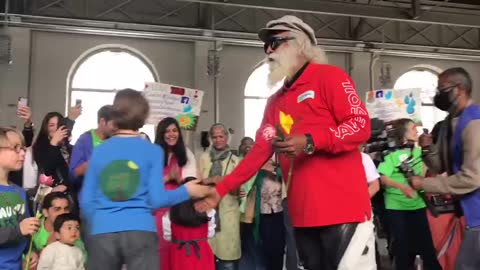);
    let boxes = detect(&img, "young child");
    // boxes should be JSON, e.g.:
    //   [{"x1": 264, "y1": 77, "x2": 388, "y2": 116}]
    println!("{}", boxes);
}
[
  {"x1": 37, "y1": 213, "x2": 84, "y2": 269},
  {"x1": 0, "y1": 127, "x2": 40, "y2": 270},
  {"x1": 80, "y1": 89, "x2": 211, "y2": 270},
  {"x1": 33, "y1": 192, "x2": 86, "y2": 260},
  {"x1": 163, "y1": 177, "x2": 216, "y2": 270}
]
